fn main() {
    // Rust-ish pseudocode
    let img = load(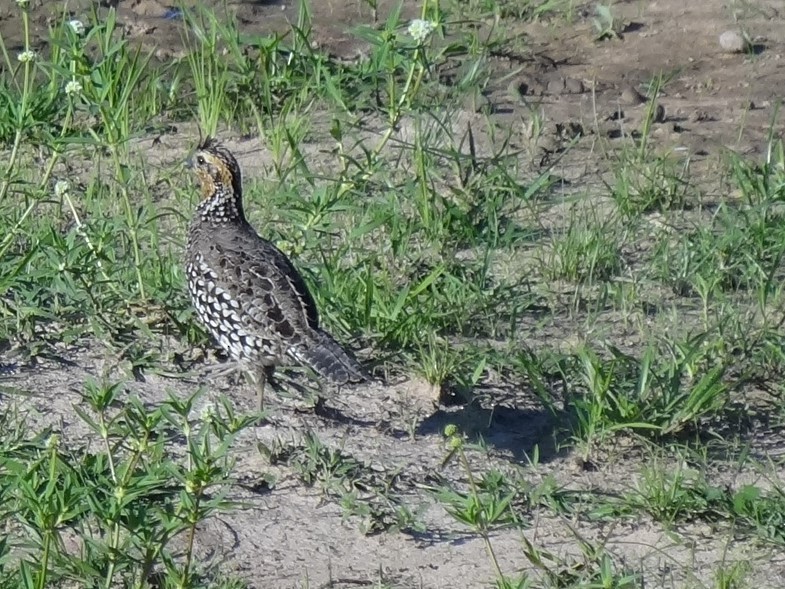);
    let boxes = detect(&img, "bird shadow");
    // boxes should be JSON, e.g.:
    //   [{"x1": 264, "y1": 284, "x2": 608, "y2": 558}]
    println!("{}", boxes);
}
[
  {"x1": 415, "y1": 384, "x2": 568, "y2": 464},
  {"x1": 416, "y1": 391, "x2": 562, "y2": 465},
  {"x1": 310, "y1": 395, "x2": 377, "y2": 428}
]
